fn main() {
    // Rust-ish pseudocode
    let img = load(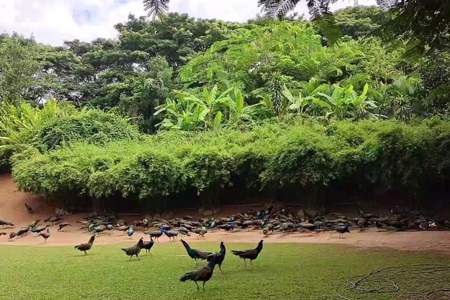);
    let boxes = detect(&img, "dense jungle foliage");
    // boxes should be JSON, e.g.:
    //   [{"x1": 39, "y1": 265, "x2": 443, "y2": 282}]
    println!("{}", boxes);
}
[
  {"x1": 12, "y1": 119, "x2": 449, "y2": 203},
  {"x1": 0, "y1": 6, "x2": 448, "y2": 208}
]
